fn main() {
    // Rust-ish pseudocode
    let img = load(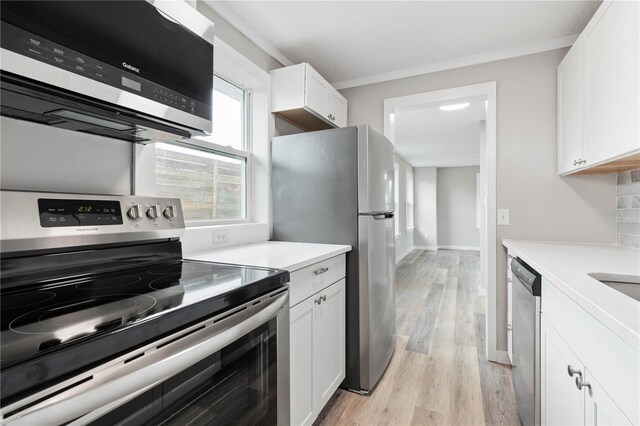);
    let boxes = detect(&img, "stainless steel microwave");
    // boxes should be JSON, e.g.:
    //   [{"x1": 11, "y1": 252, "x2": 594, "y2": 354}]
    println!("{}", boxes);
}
[{"x1": 0, "y1": 1, "x2": 214, "y2": 143}]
